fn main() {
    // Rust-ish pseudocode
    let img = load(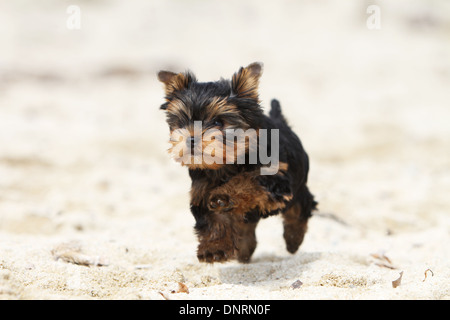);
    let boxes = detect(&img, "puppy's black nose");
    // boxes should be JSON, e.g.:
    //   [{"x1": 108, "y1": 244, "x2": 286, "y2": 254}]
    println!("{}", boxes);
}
[{"x1": 187, "y1": 137, "x2": 196, "y2": 152}]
